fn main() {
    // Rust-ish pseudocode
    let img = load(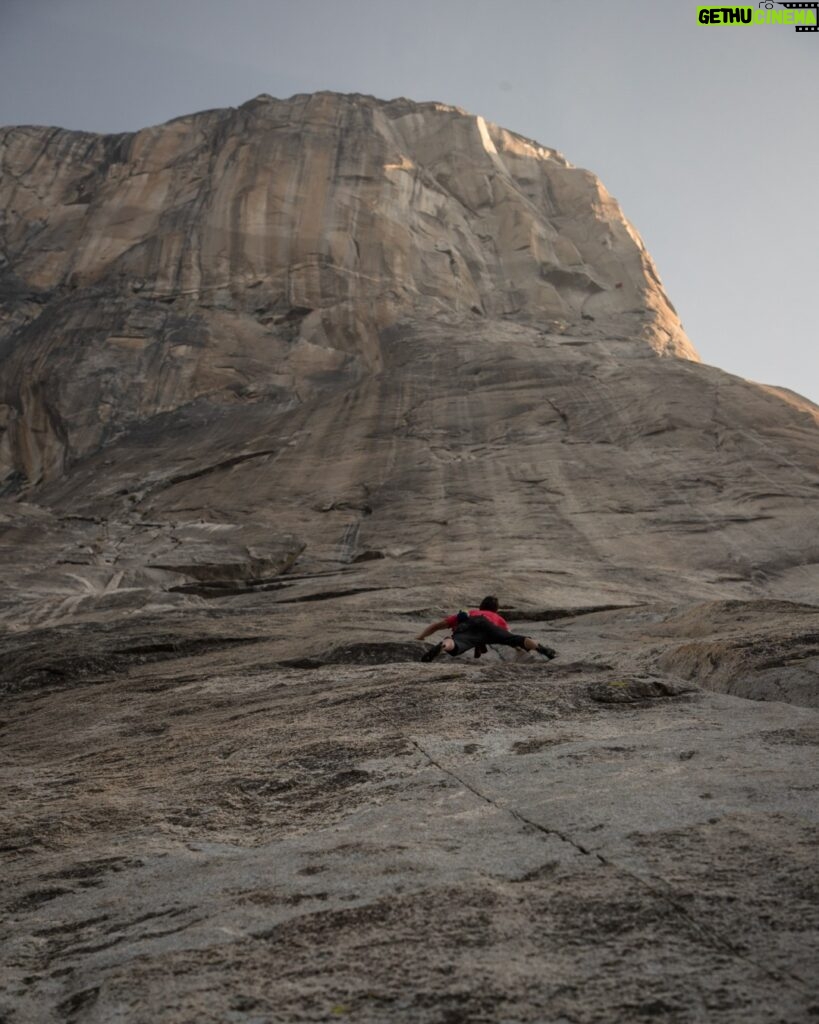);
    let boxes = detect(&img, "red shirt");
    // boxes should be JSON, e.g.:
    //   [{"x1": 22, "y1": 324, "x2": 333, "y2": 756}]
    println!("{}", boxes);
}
[{"x1": 444, "y1": 609, "x2": 509, "y2": 631}]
